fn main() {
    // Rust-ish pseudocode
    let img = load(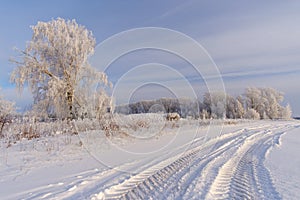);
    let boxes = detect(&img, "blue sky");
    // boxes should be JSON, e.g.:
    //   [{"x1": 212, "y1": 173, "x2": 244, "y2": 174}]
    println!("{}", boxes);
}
[{"x1": 0, "y1": 1, "x2": 300, "y2": 116}]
